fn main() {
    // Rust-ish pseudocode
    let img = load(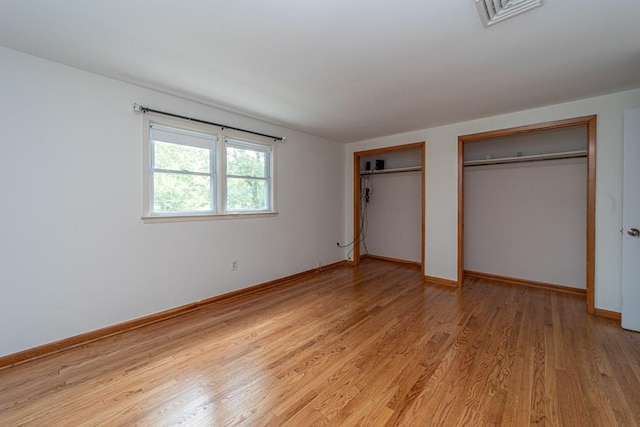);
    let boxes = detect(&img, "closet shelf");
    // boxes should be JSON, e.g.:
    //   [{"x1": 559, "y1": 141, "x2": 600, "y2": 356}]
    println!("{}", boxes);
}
[
  {"x1": 360, "y1": 166, "x2": 421, "y2": 175},
  {"x1": 463, "y1": 150, "x2": 588, "y2": 167}
]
